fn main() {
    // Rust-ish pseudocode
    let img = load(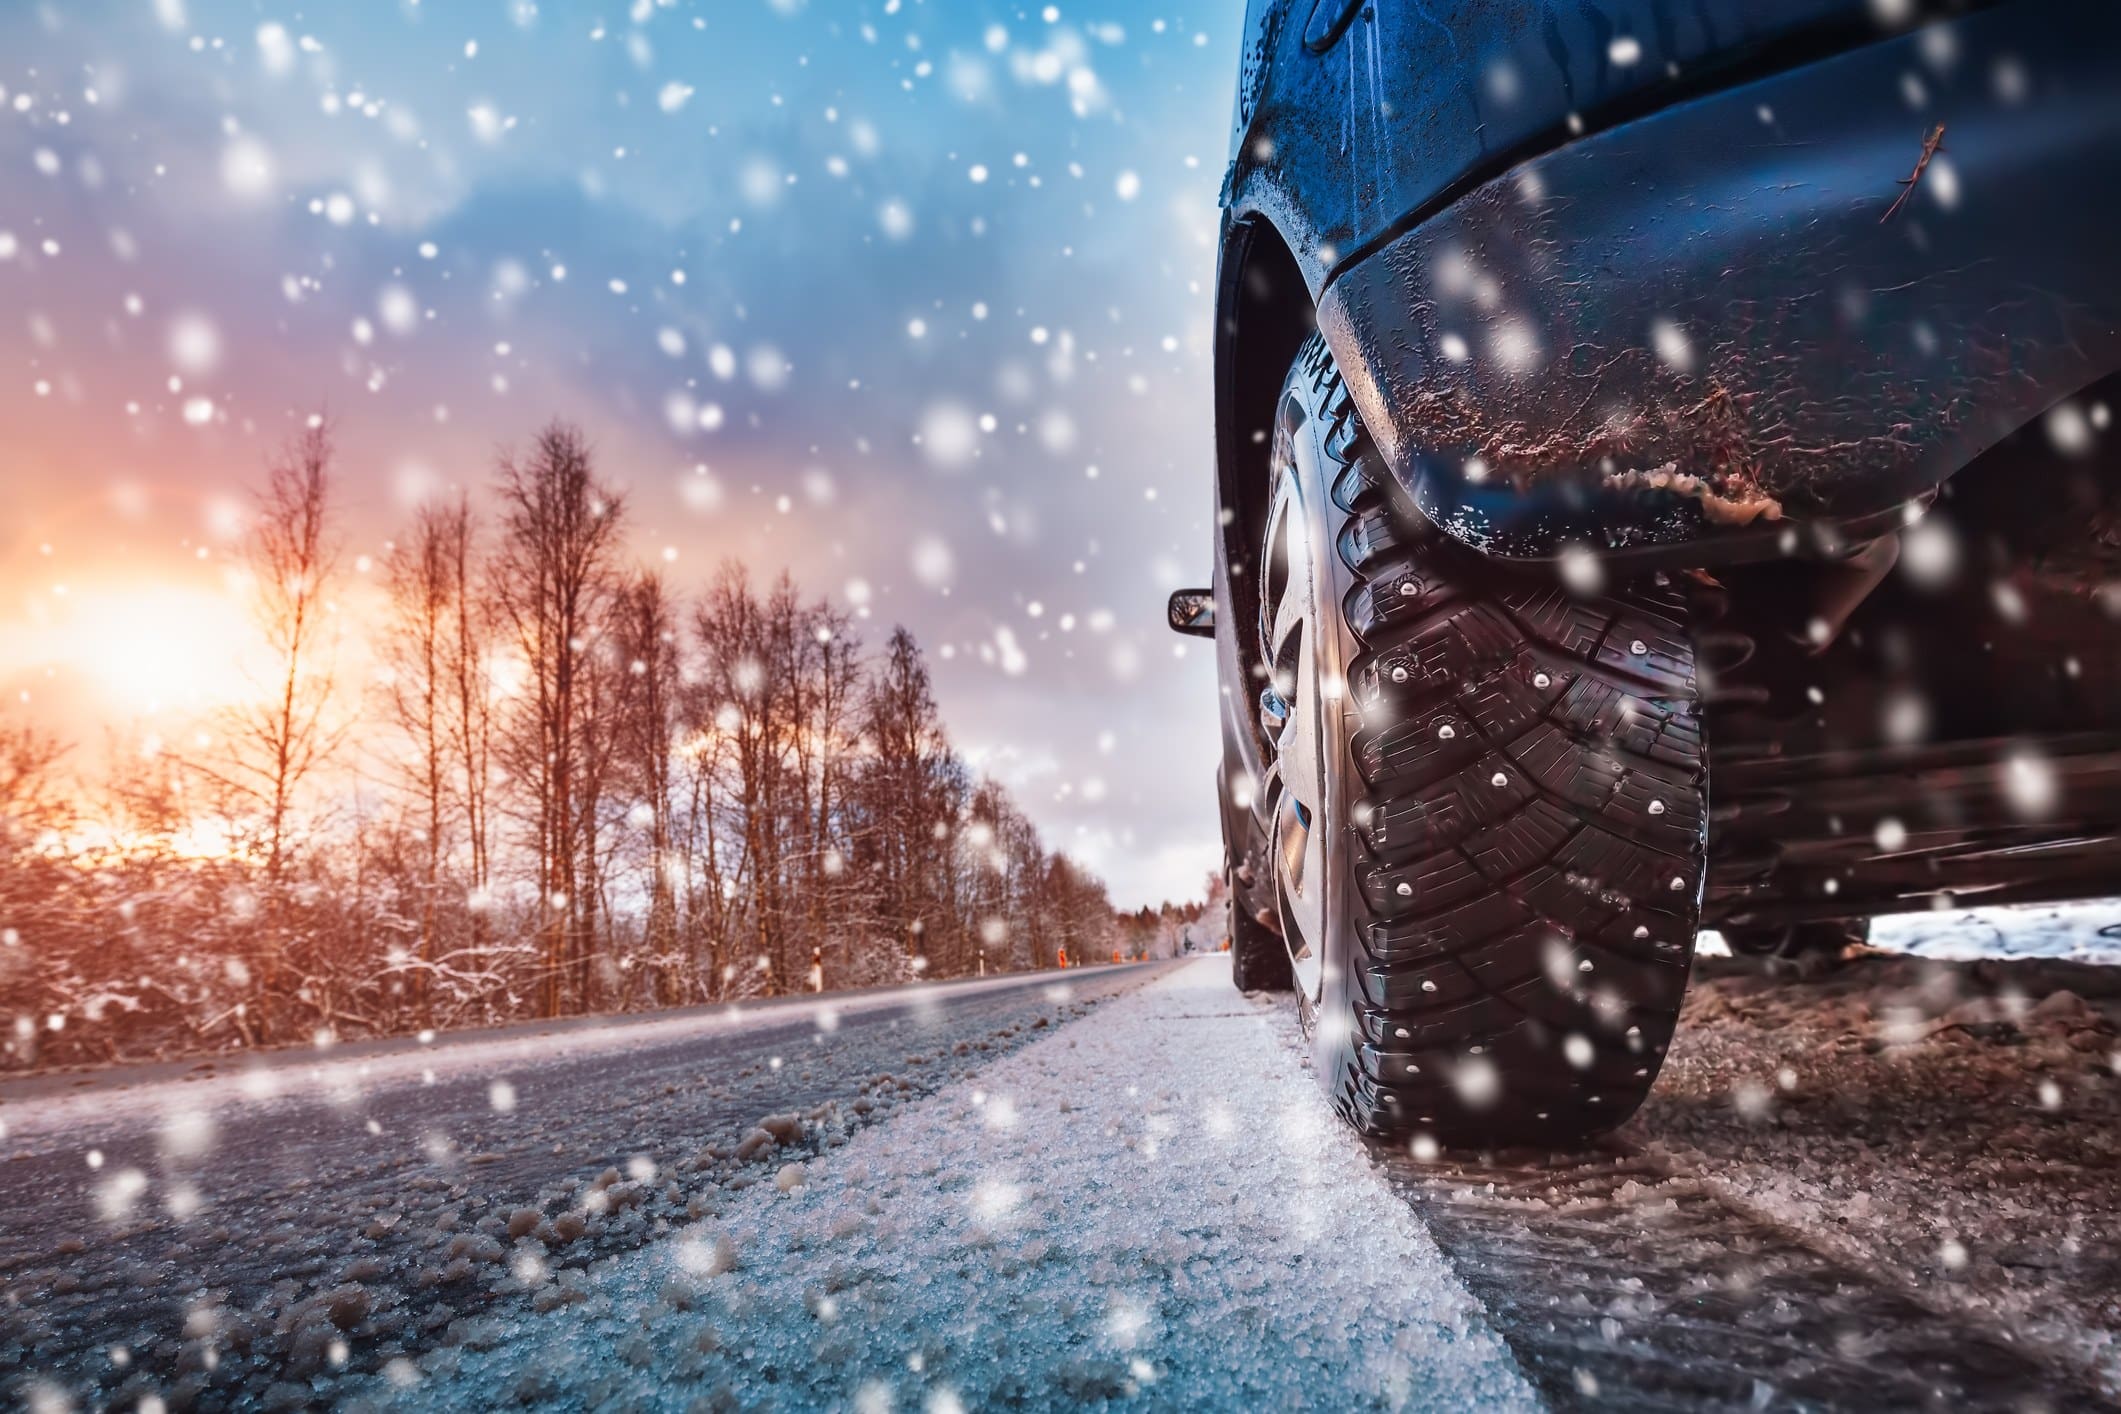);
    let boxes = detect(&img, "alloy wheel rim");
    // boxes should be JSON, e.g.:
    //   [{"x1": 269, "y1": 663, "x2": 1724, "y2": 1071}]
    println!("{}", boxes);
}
[{"x1": 1258, "y1": 413, "x2": 1333, "y2": 1002}]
